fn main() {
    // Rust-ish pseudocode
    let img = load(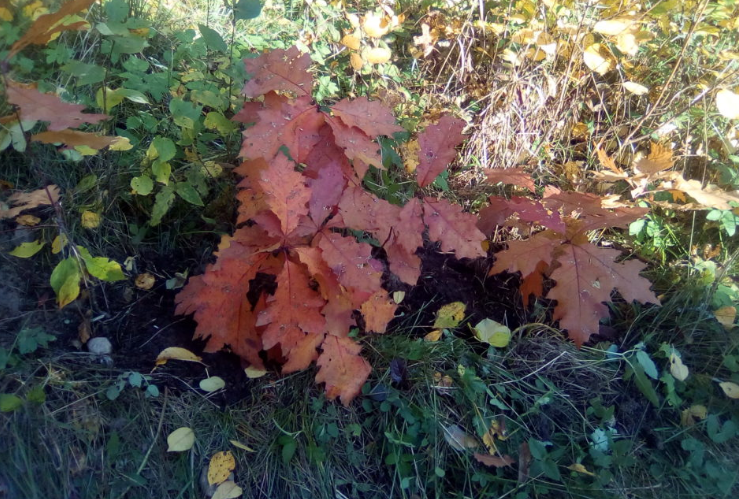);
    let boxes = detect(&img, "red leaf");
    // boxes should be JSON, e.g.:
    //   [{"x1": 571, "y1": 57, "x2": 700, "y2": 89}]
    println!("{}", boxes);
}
[
  {"x1": 7, "y1": 80, "x2": 108, "y2": 131},
  {"x1": 360, "y1": 290, "x2": 398, "y2": 333},
  {"x1": 394, "y1": 198, "x2": 424, "y2": 253},
  {"x1": 478, "y1": 196, "x2": 564, "y2": 234},
  {"x1": 307, "y1": 160, "x2": 346, "y2": 226},
  {"x1": 239, "y1": 94, "x2": 324, "y2": 163},
  {"x1": 258, "y1": 259, "x2": 327, "y2": 372},
  {"x1": 338, "y1": 186, "x2": 401, "y2": 242},
  {"x1": 519, "y1": 263, "x2": 547, "y2": 305},
  {"x1": 423, "y1": 198, "x2": 486, "y2": 259},
  {"x1": 416, "y1": 115, "x2": 465, "y2": 187},
  {"x1": 316, "y1": 335, "x2": 372, "y2": 406},
  {"x1": 489, "y1": 231, "x2": 560, "y2": 277},
  {"x1": 325, "y1": 115, "x2": 383, "y2": 174},
  {"x1": 242, "y1": 47, "x2": 313, "y2": 98},
  {"x1": 317, "y1": 232, "x2": 383, "y2": 297},
  {"x1": 257, "y1": 155, "x2": 311, "y2": 238},
  {"x1": 385, "y1": 240, "x2": 422, "y2": 285},
  {"x1": 331, "y1": 97, "x2": 404, "y2": 139},
  {"x1": 548, "y1": 242, "x2": 658, "y2": 346},
  {"x1": 484, "y1": 167, "x2": 535, "y2": 192},
  {"x1": 303, "y1": 124, "x2": 360, "y2": 185}
]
